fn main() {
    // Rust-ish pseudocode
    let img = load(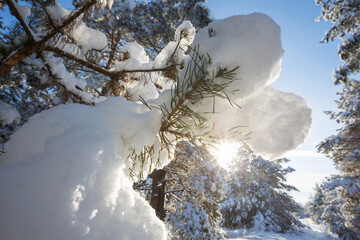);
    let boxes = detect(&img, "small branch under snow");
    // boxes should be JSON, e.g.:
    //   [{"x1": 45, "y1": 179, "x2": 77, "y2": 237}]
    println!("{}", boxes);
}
[
  {"x1": 45, "y1": 46, "x2": 177, "y2": 81},
  {"x1": 5, "y1": 0, "x2": 34, "y2": 42},
  {"x1": 45, "y1": 46, "x2": 113, "y2": 77},
  {"x1": 0, "y1": 0, "x2": 98, "y2": 78},
  {"x1": 40, "y1": 52, "x2": 95, "y2": 105},
  {"x1": 111, "y1": 64, "x2": 177, "y2": 78}
]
